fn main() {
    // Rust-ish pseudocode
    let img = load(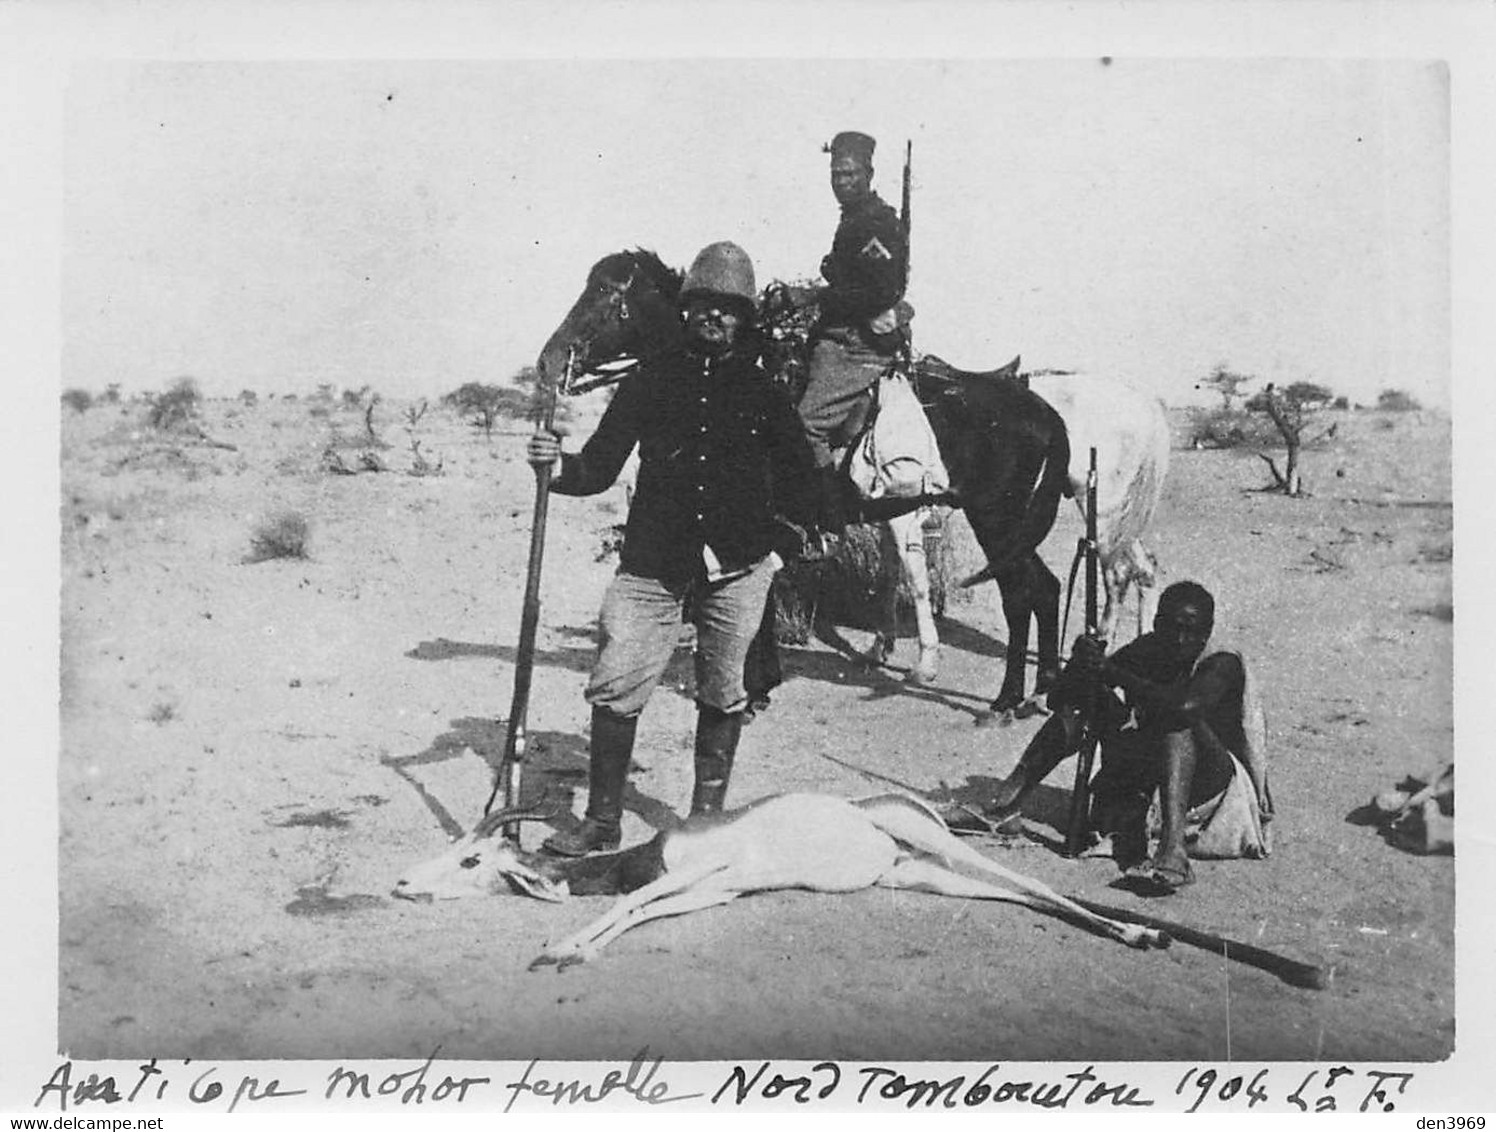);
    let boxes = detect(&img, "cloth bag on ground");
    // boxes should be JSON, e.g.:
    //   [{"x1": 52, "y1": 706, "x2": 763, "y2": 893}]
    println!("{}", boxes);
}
[{"x1": 844, "y1": 370, "x2": 950, "y2": 500}]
